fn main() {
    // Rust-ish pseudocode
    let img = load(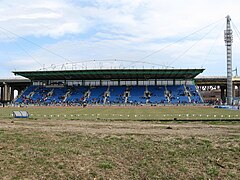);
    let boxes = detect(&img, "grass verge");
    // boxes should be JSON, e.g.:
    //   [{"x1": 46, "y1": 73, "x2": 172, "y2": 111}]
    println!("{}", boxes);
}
[{"x1": 0, "y1": 128, "x2": 239, "y2": 179}]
